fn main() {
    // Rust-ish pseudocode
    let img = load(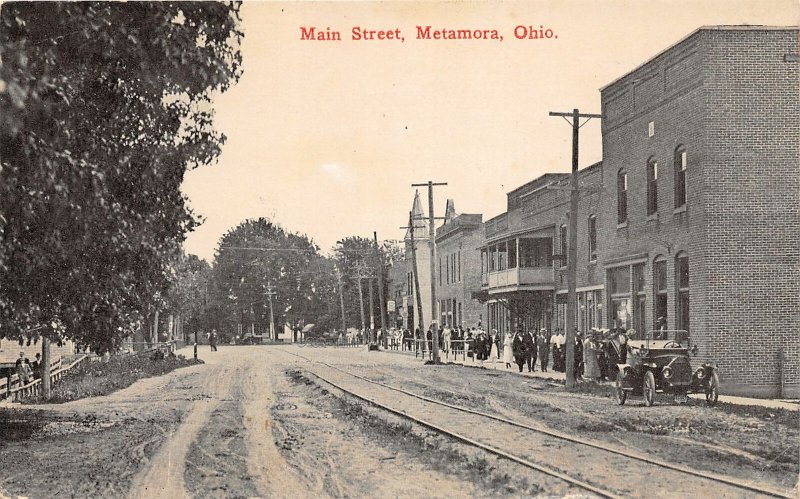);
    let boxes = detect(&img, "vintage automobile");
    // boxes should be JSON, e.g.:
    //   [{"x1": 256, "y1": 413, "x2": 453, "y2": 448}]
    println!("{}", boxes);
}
[{"x1": 614, "y1": 329, "x2": 719, "y2": 407}]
